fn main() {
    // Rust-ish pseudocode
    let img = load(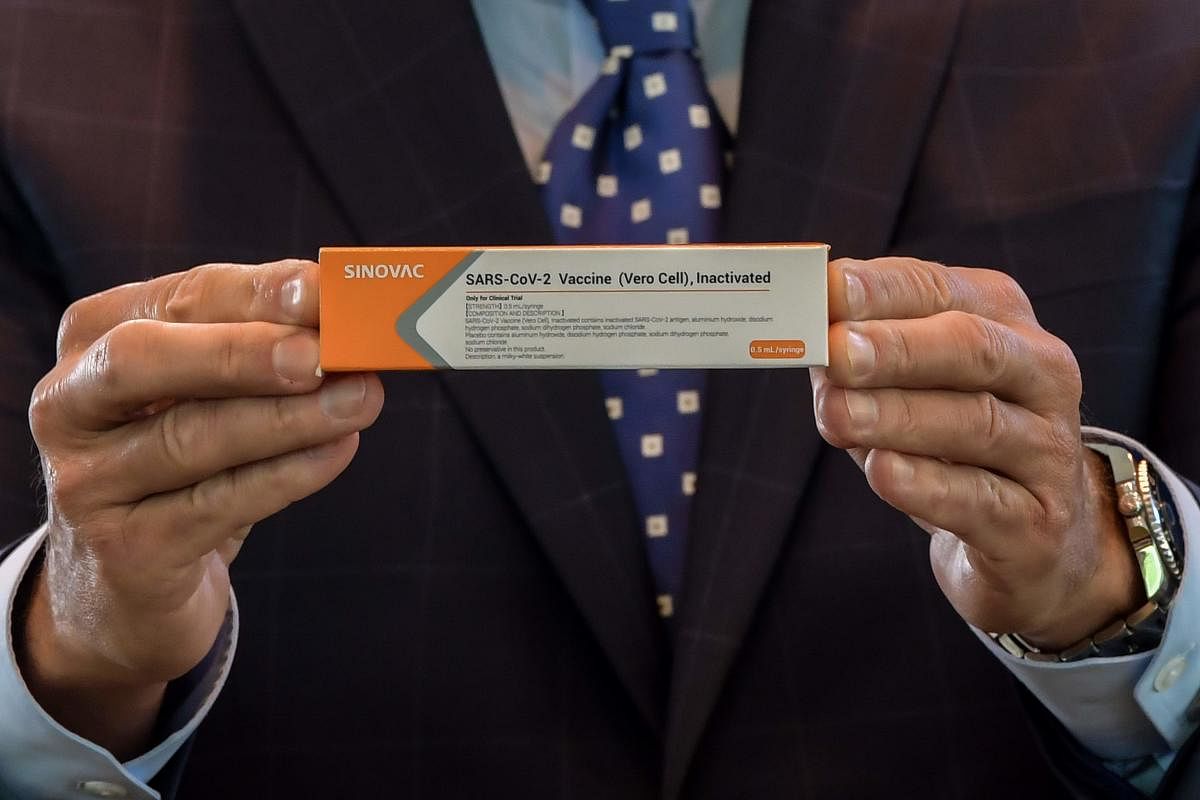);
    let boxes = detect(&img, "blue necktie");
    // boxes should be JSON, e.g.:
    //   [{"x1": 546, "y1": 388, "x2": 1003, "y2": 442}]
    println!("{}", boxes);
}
[{"x1": 539, "y1": 0, "x2": 730, "y2": 622}]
